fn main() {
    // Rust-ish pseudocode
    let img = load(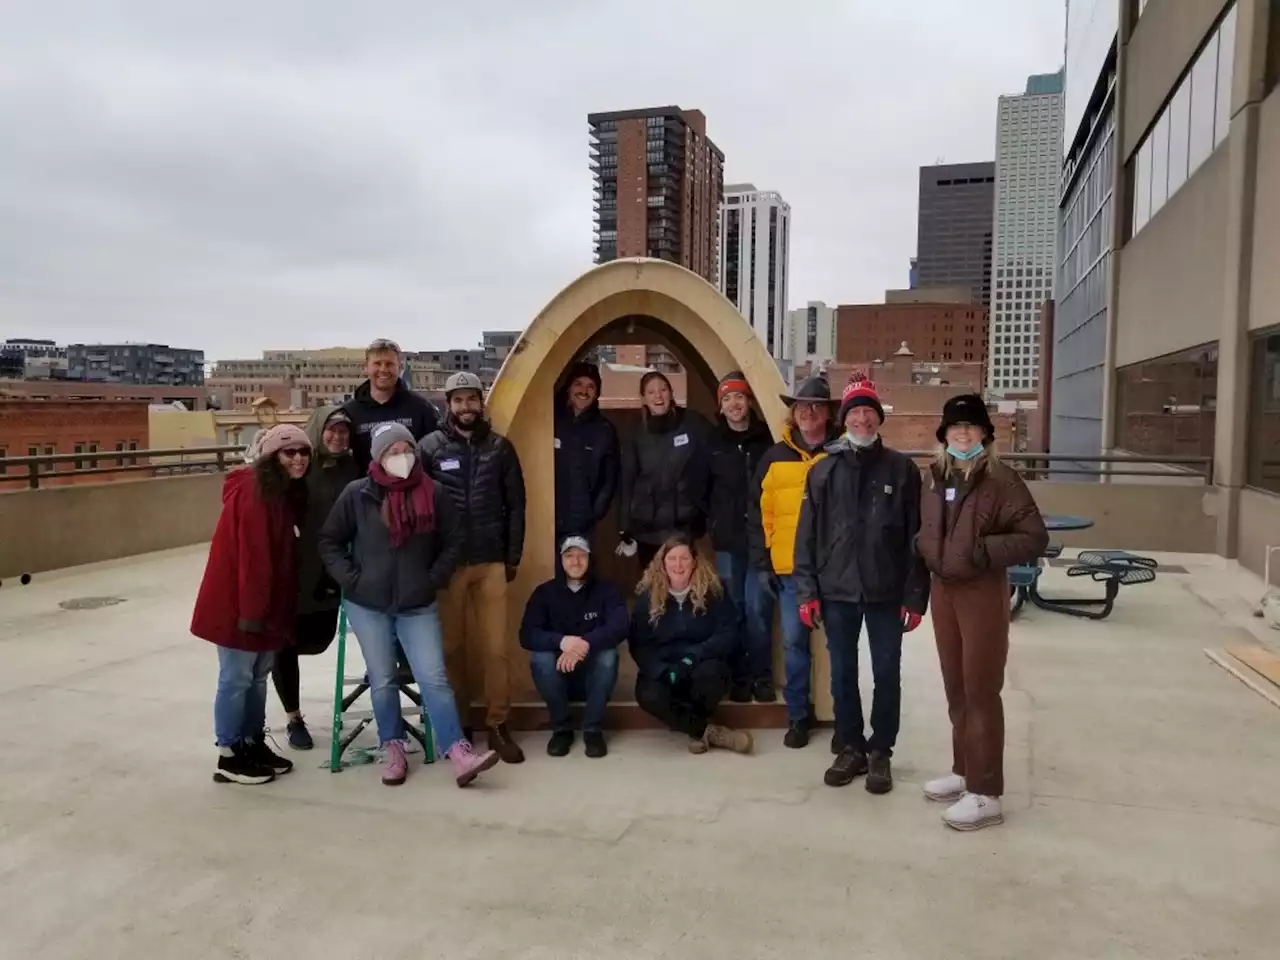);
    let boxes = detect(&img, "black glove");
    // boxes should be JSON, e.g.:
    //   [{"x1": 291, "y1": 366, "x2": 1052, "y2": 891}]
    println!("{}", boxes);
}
[
  {"x1": 666, "y1": 656, "x2": 695, "y2": 686},
  {"x1": 505, "y1": 564, "x2": 519, "y2": 583},
  {"x1": 757, "y1": 569, "x2": 780, "y2": 599}
]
